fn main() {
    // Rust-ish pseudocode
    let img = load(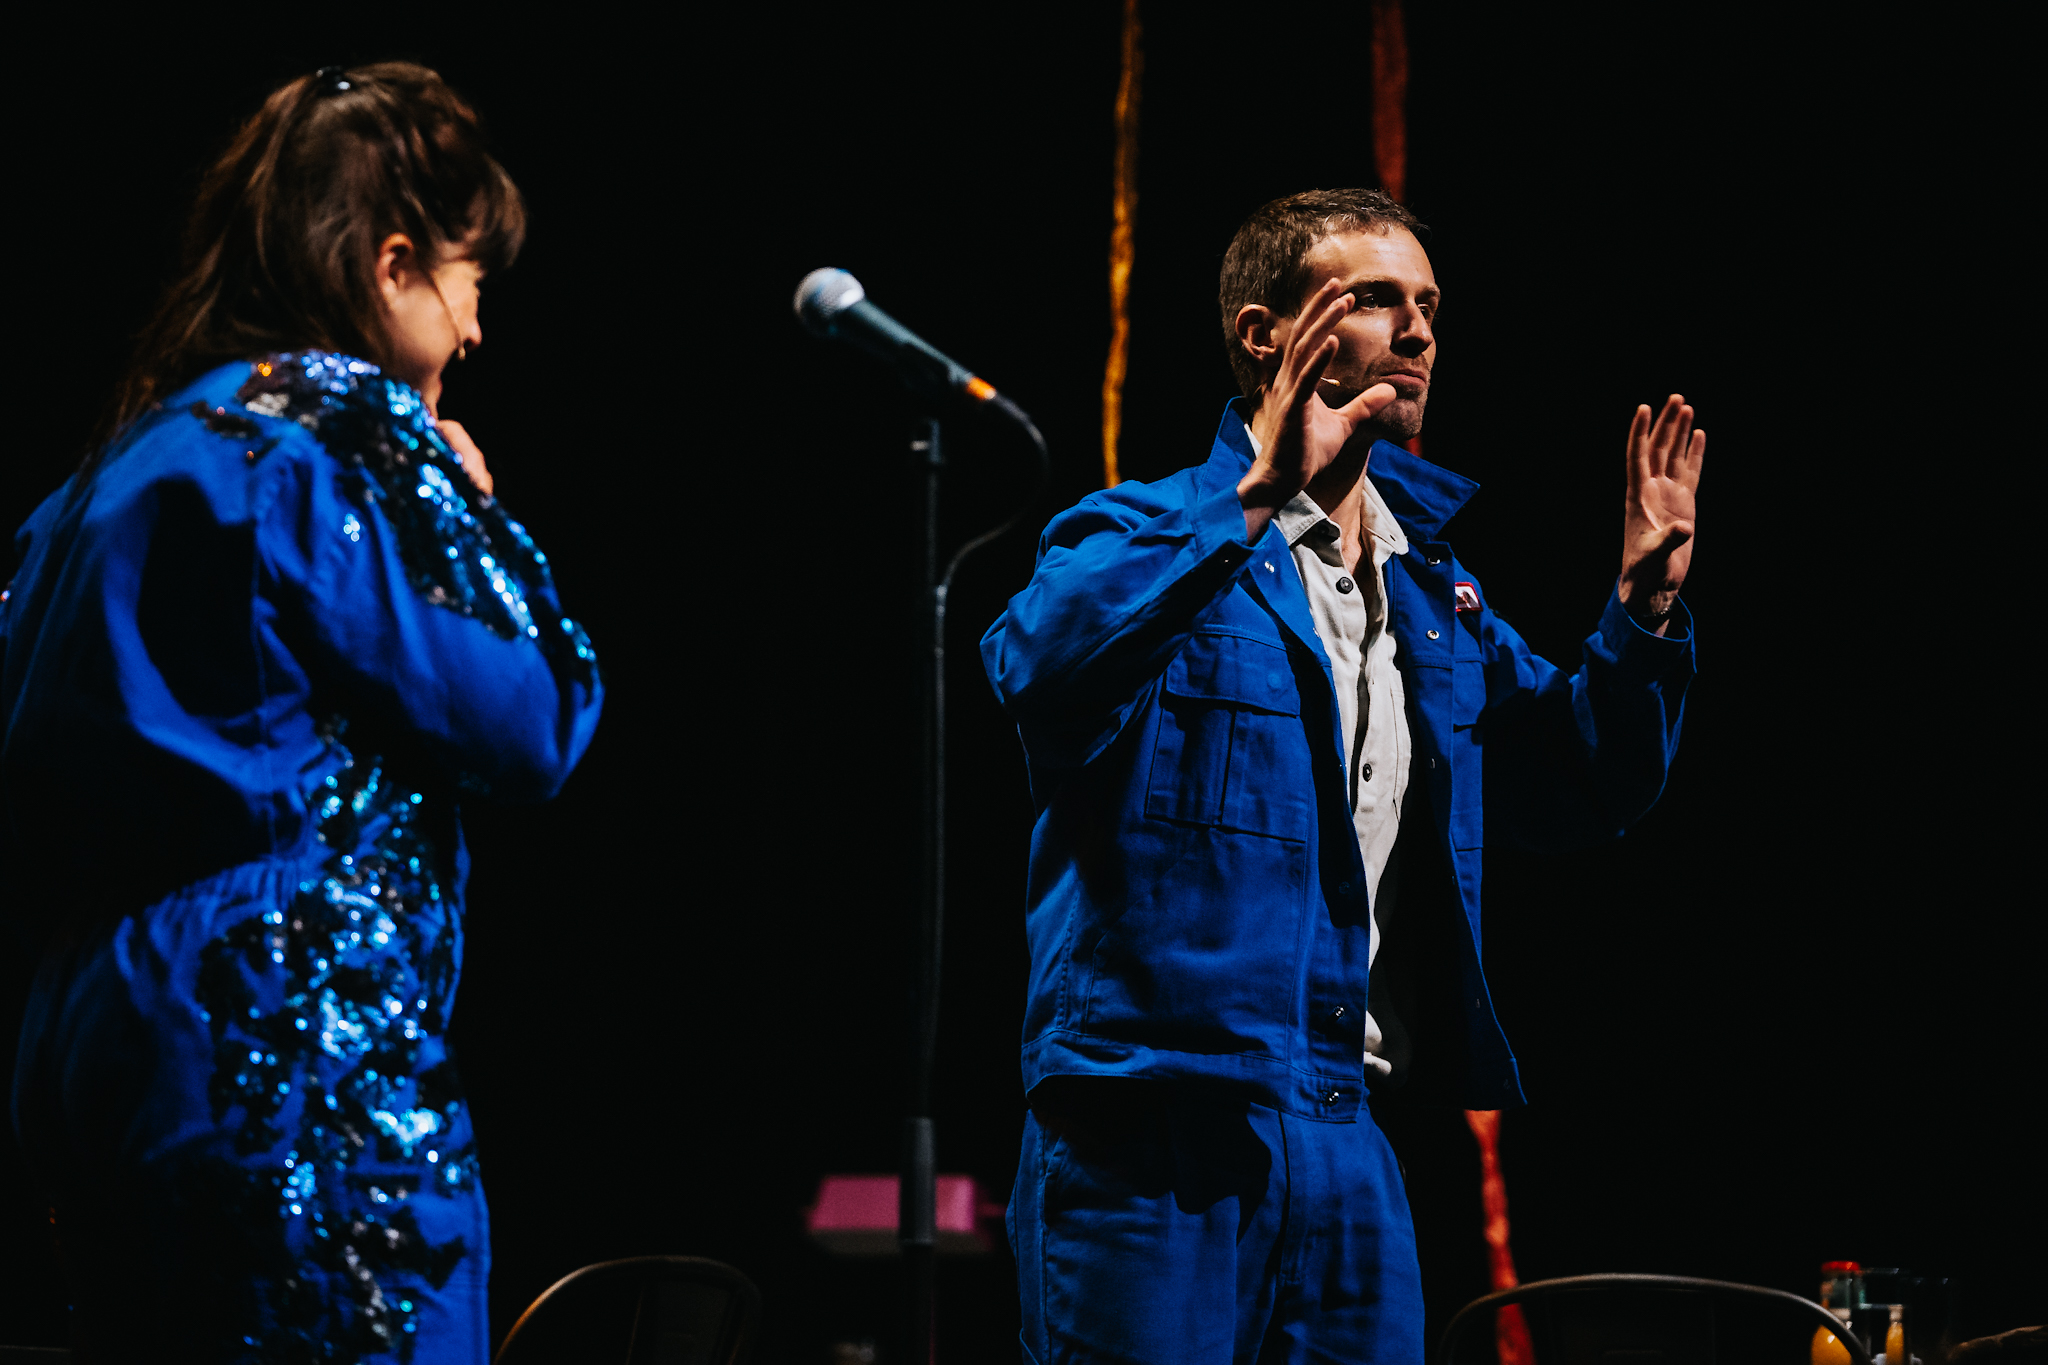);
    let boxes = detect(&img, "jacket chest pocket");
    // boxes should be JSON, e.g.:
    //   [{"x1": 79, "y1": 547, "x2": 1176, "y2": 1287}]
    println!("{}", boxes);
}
[
  {"x1": 1145, "y1": 632, "x2": 1310, "y2": 838},
  {"x1": 1452, "y1": 658, "x2": 1486, "y2": 729},
  {"x1": 1452, "y1": 608, "x2": 1487, "y2": 729}
]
